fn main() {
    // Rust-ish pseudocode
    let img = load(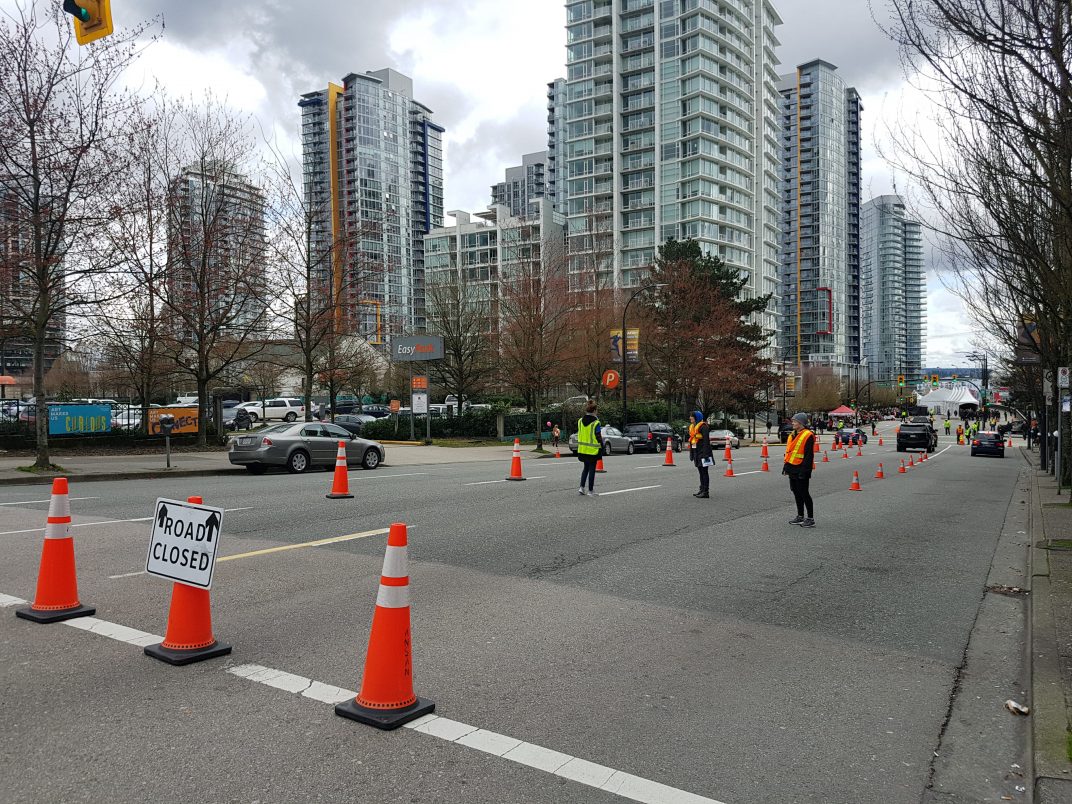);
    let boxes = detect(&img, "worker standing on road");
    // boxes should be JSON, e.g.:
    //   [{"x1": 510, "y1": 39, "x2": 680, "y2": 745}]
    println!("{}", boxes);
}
[
  {"x1": 576, "y1": 400, "x2": 602, "y2": 497},
  {"x1": 783, "y1": 412, "x2": 816, "y2": 528},
  {"x1": 690, "y1": 411, "x2": 713, "y2": 499},
  {"x1": 944, "y1": 418, "x2": 951, "y2": 436}
]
